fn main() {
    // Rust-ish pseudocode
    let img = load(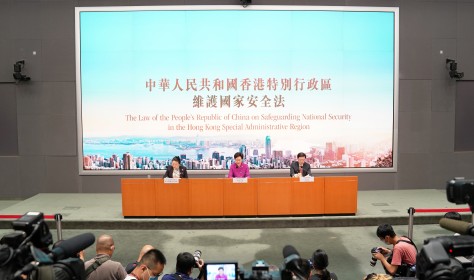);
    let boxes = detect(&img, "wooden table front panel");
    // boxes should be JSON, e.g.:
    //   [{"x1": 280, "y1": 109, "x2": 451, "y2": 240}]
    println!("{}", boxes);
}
[
  {"x1": 122, "y1": 177, "x2": 357, "y2": 216},
  {"x1": 257, "y1": 178, "x2": 292, "y2": 215},
  {"x1": 324, "y1": 176, "x2": 358, "y2": 214},
  {"x1": 223, "y1": 178, "x2": 257, "y2": 216},
  {"x1": 155, "y1": 179, "x2": 190, "y2": 216},
  {"x1": 291, "y1": 177, "x2": 325, "y2": 215},
  {"x1": 189, "y1": 179, "x2": 224, "y2": 216},
  {"x1": 121, "y1": 178, "x2": 156, "y2": 217}
]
